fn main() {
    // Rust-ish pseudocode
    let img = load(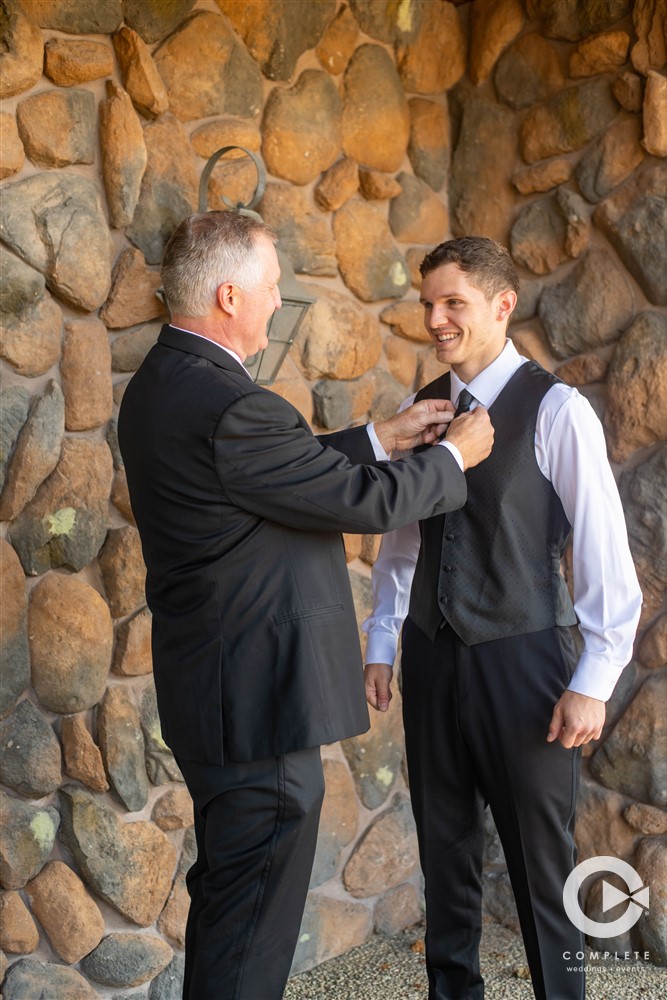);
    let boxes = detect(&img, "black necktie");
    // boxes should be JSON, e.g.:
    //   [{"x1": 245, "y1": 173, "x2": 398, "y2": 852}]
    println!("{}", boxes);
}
[{"x1": 455, "y1": 388, "x2": 475, "y2": 416}]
